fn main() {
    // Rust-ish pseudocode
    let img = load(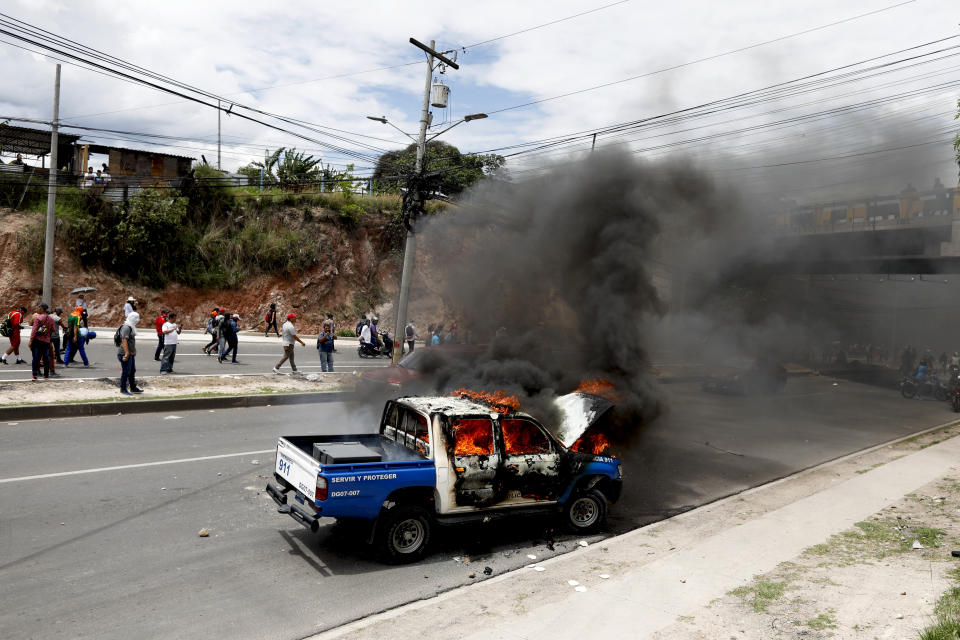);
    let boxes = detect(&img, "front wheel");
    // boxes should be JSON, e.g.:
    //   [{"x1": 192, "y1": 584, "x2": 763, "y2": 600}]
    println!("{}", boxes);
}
[
  {"x1": 935, "y1": 386, "x2": 949, "y2": 402},
  {"x1": 563, "y1": 488, "x2": 608, "y2": 533},
  {"x1": 374, "y1": 505, "x2": 432, "y2": 563},
  {"x1": 901, "y1": 381, "x2": 917, "y2": 399},
  {"x1": 952, "y1": 394, "x2": 960, "y2": 413}
]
